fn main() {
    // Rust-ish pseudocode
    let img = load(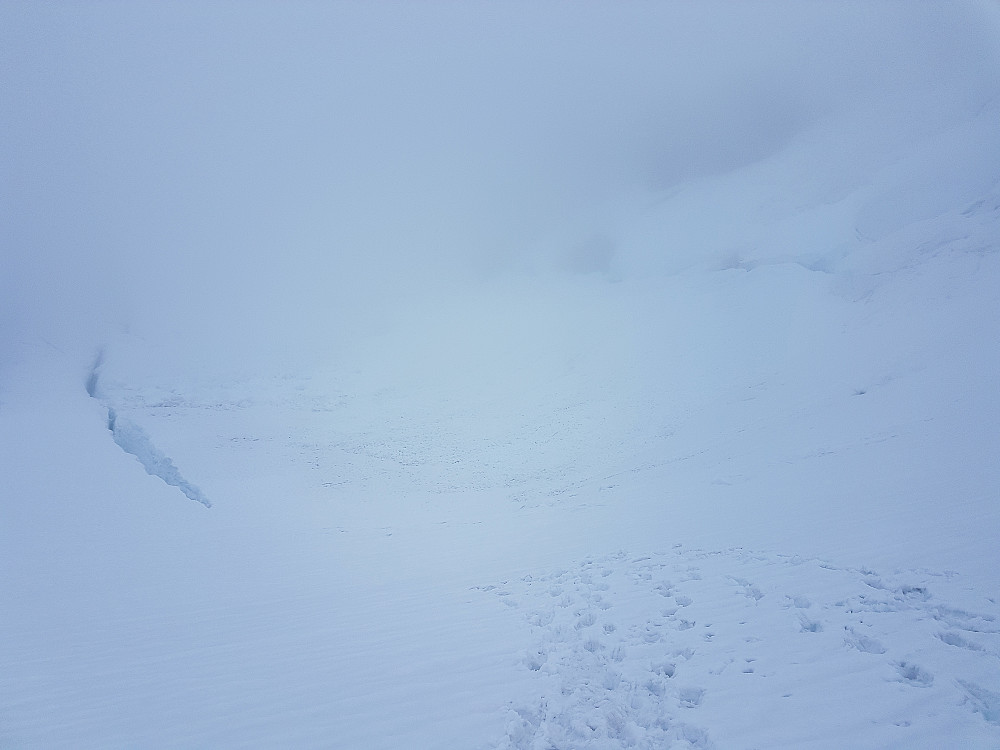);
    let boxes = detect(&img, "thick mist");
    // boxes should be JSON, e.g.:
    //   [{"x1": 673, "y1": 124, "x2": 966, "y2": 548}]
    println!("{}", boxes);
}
[{"x1": 2, "y1": 1, "x2": 998, "y2": 377}]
